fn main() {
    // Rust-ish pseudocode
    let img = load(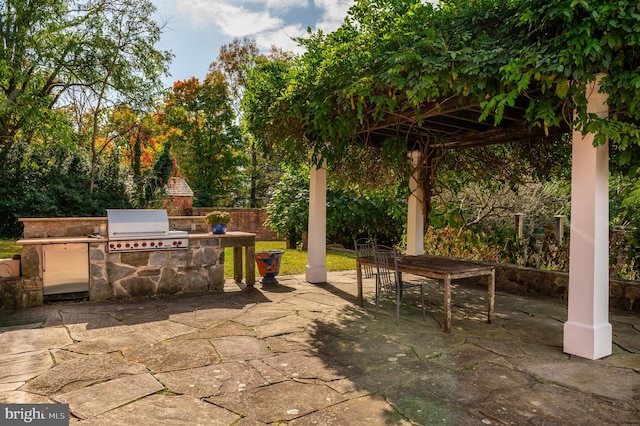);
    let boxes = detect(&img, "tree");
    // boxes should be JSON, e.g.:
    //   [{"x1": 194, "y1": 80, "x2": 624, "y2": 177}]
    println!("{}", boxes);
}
[
  {"x1": 265, "y1": 164, "x2": 408, "y2": 248},
  {"x1": 210, "y1": 38, "x2": 262, "y2": 207},
  {"x1": 243, "y1": 56, "x2": 303, "y2": 161},
  {"x1": 0, "y1": 0, "x2": 70, "y2": 149},
  {"x1": 62, "y1": 0, "x2": 171, "y2": 193},
  {"x1": 0, "y1": 139, "x2": 131, "y2": 238},
  {"x1": 211, "y1": 39, "x2": 295, "y2": 207},
  {"x1": 162, "y1": 74, "x2": 246, "y2": 207},
  {"x1": 0, "y1": 0, "x2": 172, "y2": 232},
  {"x1": 99, "y1": 105, "x2": 172, "y2": 208},
  {"x1": 208, "y1": 38, "x2": 259, "y2": 117},
  {"x1": 0, "y1": 0, "x2": 171, "y2": 156}
]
